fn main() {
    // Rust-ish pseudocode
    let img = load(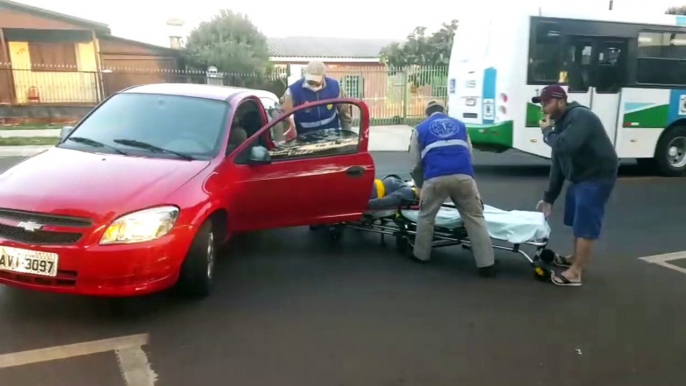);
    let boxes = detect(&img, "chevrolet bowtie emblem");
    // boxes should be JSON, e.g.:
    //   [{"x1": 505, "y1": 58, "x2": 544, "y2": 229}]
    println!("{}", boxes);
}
[{"x1": 17, "y1": 221, "x2": 44, "y2": 232}]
